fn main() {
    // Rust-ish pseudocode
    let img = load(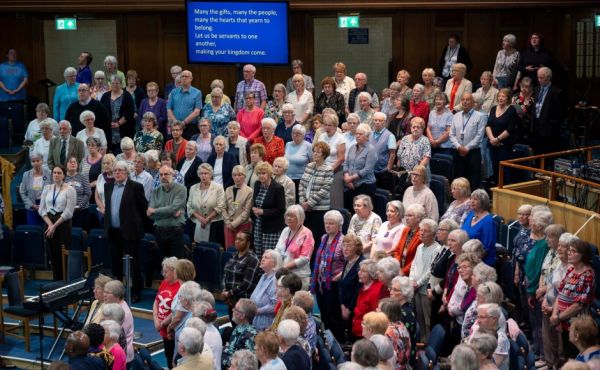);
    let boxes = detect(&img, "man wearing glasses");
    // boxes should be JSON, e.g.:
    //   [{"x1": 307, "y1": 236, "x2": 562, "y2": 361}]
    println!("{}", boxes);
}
[
  {"x1": 167, "y1": 70, "x2": 203, "y2": 139},
  {"x1": 65, "y1": 83, "x2": 111, "y2": 137},
  {"x1": 234, "y1": 64, "x2": 267, "y2": 112}
]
